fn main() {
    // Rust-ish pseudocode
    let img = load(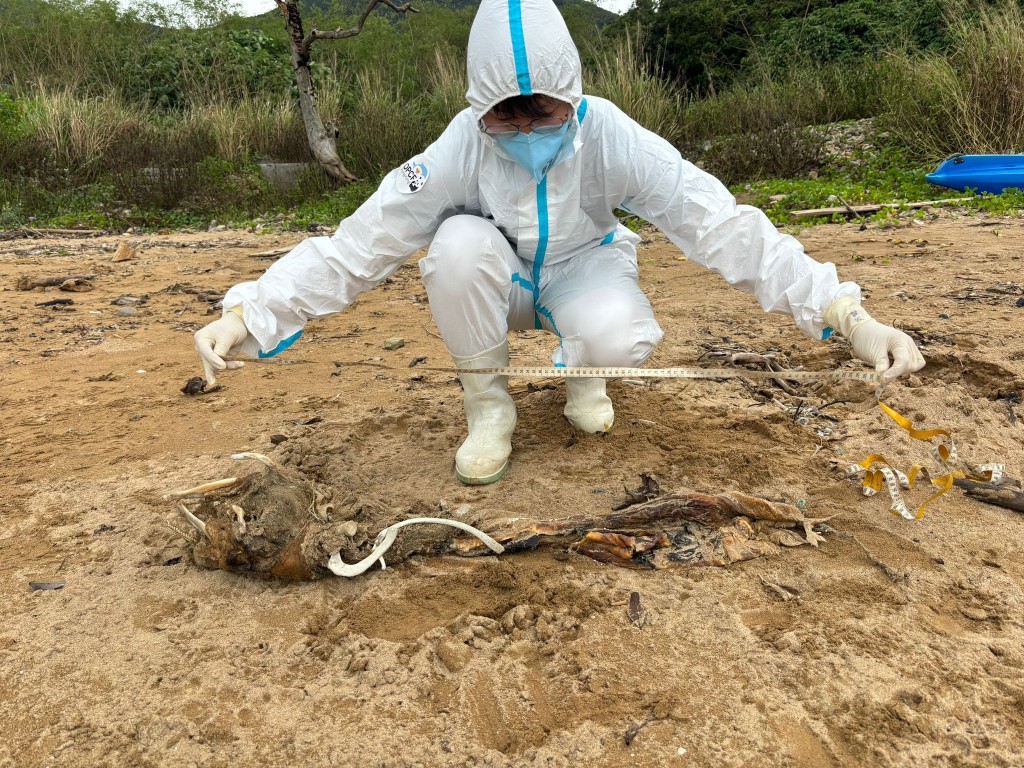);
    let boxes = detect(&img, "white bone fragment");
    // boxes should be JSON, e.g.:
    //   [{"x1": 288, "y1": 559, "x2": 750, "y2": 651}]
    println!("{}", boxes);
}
[
  {"x1": 176, "y1": 502, "x2": 209, "y2": 538},
  {"x1": 231, "y1": 504, "x2": 247, "y2": 534},
  {"x1": 327, "y1": 518, "x2": 504, "y2": 578},
  {"x1": 166, "y1": 478, "x2": 239, "y2": 499}
]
